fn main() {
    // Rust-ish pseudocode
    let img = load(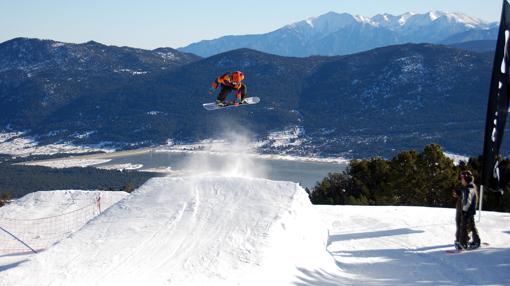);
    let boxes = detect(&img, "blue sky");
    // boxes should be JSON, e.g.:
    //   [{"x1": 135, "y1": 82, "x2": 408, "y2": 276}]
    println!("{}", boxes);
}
[{"x1": 0, "y1": 0, "x2": 504, "y2": 49}]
